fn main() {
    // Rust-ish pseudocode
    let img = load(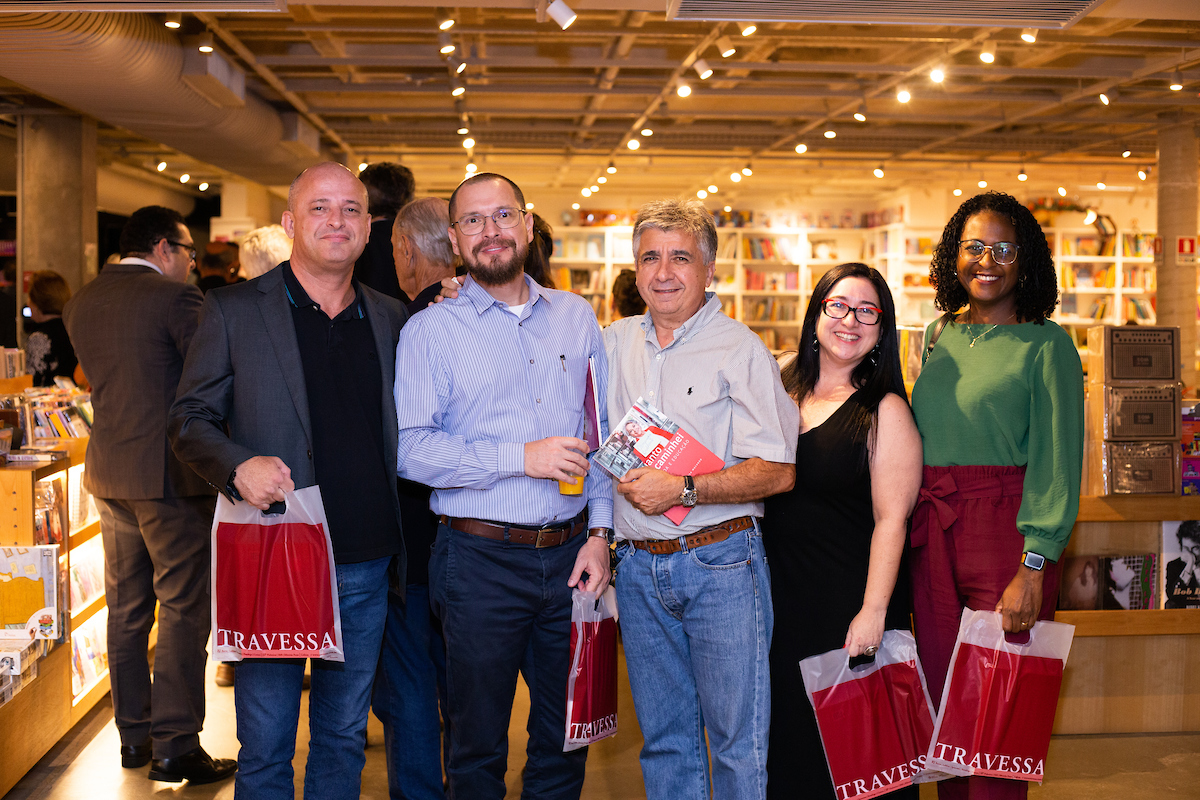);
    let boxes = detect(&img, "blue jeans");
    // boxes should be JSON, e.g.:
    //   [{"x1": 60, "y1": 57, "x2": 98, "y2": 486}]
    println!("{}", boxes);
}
[
  {"x1": 429, "y1": 523, "x2": 588, "y2": 800},
  {"x1": 372, "y1": 582, "x2": 449, "y2": 799},
  {"x1": 615, "y1": 523, "x2": 773, "y2": 800},
  {"x1": 233, "y1": 556, "x2": 390, "y2": 800}
]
